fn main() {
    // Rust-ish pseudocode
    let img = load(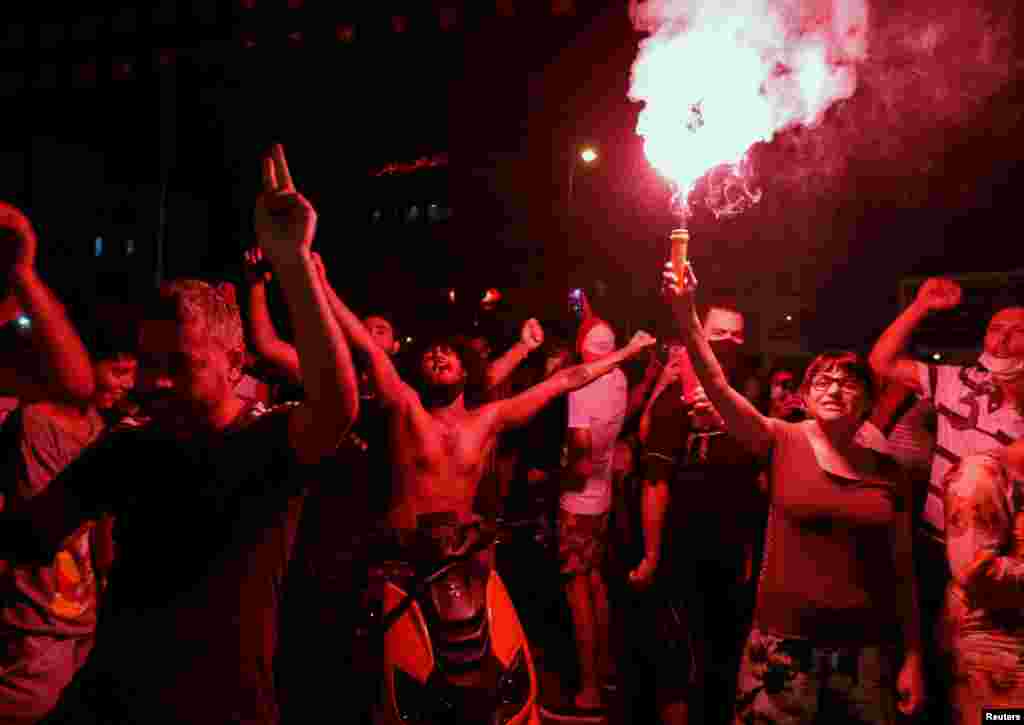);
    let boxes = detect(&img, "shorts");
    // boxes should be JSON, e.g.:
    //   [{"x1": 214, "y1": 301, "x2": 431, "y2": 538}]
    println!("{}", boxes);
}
[{"x1": 557, "y1": 509, "x2": 610, "y2": 577}]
